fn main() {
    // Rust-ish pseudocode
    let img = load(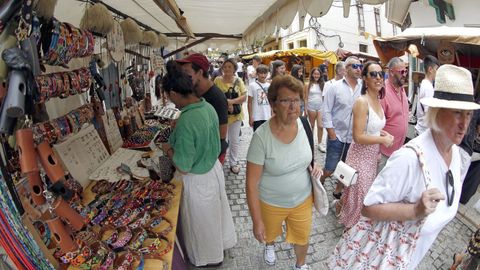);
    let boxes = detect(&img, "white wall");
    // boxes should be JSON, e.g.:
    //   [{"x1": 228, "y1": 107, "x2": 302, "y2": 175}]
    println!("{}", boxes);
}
[
  {"x1": 278, "y1": 3, "x2": 396, "y2": 56},
  {"x1": 408, "y1": 0, "x2": 480, "y2": 28}
]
